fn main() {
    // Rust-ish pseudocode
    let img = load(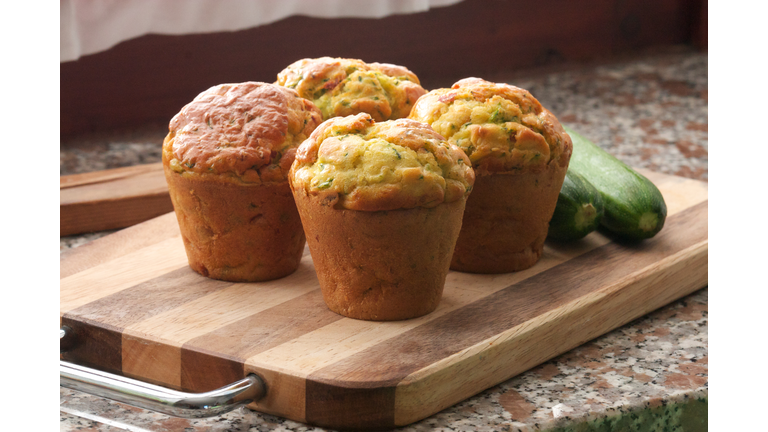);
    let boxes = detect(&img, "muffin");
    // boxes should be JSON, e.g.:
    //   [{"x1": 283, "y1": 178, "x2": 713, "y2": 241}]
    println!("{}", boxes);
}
[
  {"x1": 276, "y1": 57, "x2": 427, "y2": 122},
  {"x1": 289, "y1": 113, "x2": 475, "y2": 320},
  {"x1": 409, "y1": 78, "x2": 572, "y2": 273},
  {"x1": 163, "y1": 82, "x2": 323, "y2": 281}
]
